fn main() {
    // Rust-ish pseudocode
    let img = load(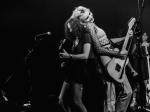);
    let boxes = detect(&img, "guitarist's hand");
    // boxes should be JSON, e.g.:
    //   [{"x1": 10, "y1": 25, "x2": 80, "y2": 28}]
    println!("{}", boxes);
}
[
  {"x1": 120, "y1": 49, "x2": 128, "y2": 55},
  {"x1": 141, "y1": 42, "x2": 149, "y2": 47},
  {"x1": 118, "y1": 49, "x2": 128, "y2": 59},
  {"x1": 128, "y1": 29, "x2": 133, "y2": 37},
  {"x1": 59, "y1": 49, "x2": 70, "y2": 59}
]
